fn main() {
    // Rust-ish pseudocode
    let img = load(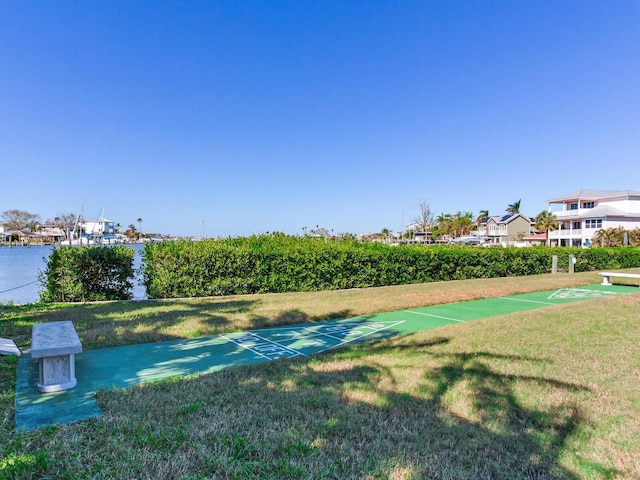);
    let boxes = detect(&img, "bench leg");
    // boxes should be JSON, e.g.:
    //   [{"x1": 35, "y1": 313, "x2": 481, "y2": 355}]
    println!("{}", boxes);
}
[
  {"x1": 37, "y1": 354, "x2": 77, "y2": 393},
  {"x1": 601, "y1": 276, "x2": 612, "y2": 286}
]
